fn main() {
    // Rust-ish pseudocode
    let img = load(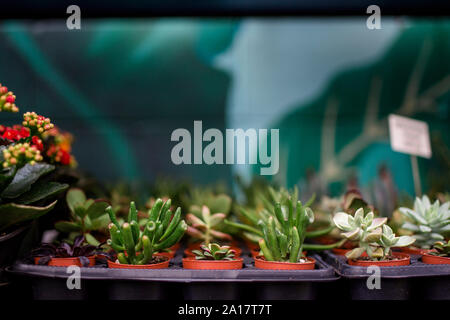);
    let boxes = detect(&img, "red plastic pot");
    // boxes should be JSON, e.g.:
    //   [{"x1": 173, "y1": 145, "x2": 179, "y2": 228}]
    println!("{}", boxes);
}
[
  {"x1": 422, "y1": 251, "x2": 450, "y2": 265},
  {"x1": 34, "y1": 256, "x2": 96, "y2": 267},
  {"x1": 107, "y1": 254, "x2": 169, "y2": 269},
  {"x1": 184, "y1": 247, "x2": 242, "y2": 258},
  {"x1": 399, "y1": 246, "x2": 428, "y2": 255},
  {"x1": 254, "y1": 256, "x2": 316, "y2": 270},
  {"x1": 347, "y1": 252, "x2": 410, "y2": 267},
  {"x1": 182, "y1": 257, "x2": 243, "y2": 270},
  {"x1": 332, "y1": 248, "x2": 352, "y2": 256}
]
